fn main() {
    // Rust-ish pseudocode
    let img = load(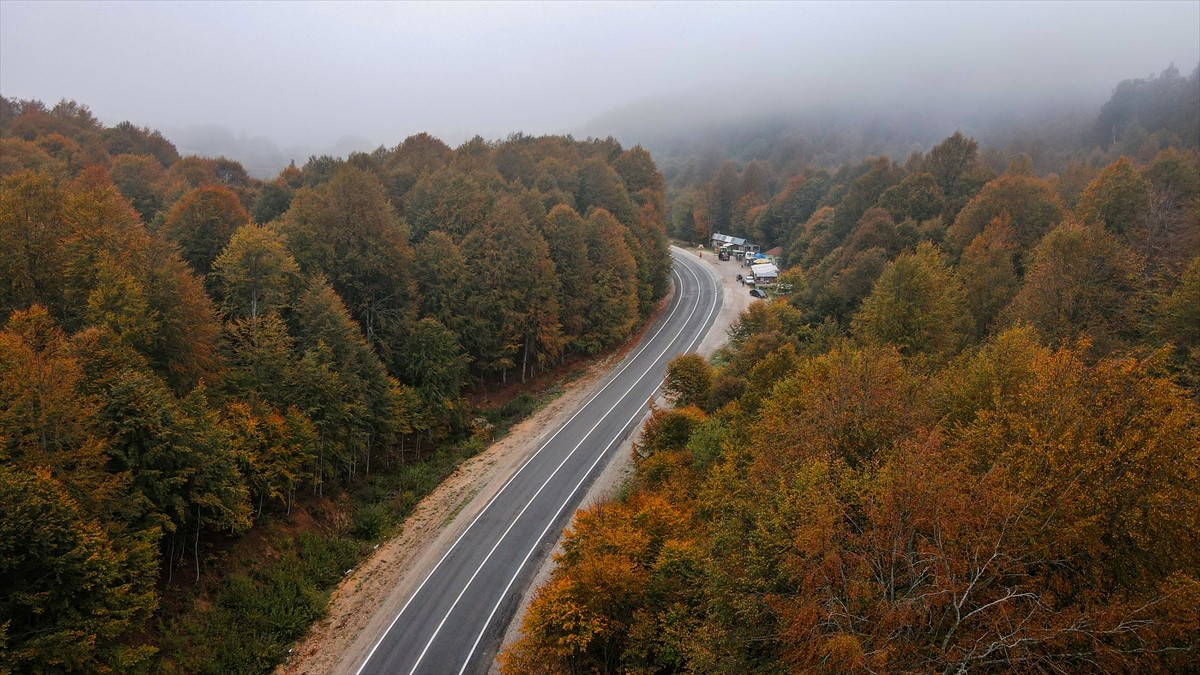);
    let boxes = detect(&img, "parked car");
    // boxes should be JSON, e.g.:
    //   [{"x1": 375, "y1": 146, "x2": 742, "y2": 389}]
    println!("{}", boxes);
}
[{"x1": 749, "y1": 288, "x2": 768, "y2": 299}]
